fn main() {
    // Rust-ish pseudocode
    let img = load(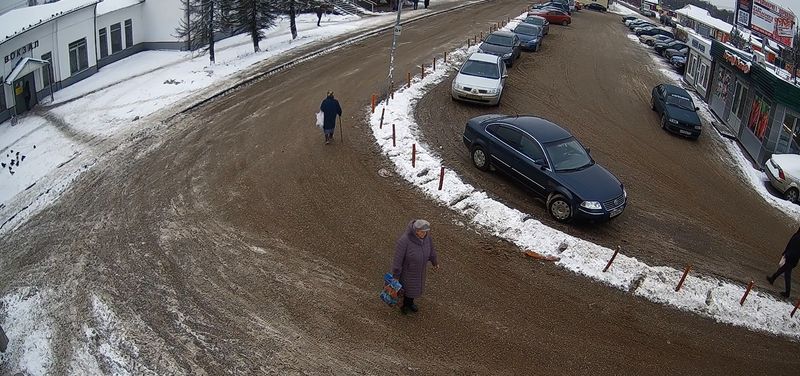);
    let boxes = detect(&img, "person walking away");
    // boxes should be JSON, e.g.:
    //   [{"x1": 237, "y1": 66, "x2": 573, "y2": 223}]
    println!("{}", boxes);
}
[
  {"x1": 392, "y1": 219, "x2": 439, "y2": 314},
  {"x1": 23, "y1": 81, "x2": 31, "y2": 111},
  {"x1": 412, "y1": 0, "x2": 419, "y2": 10},
  {"x1": 320, "y1": 91, "x2": 342, "y2": 144},
  {"x1": 767, "y1": 227, "x2": 800, "y2": 298},
  {"x1": 316, "y1": 4, "x2": 324, "y2": 26},
  {"x1": 424, "y1": 0, "x2": 429, "y2": 8}
]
